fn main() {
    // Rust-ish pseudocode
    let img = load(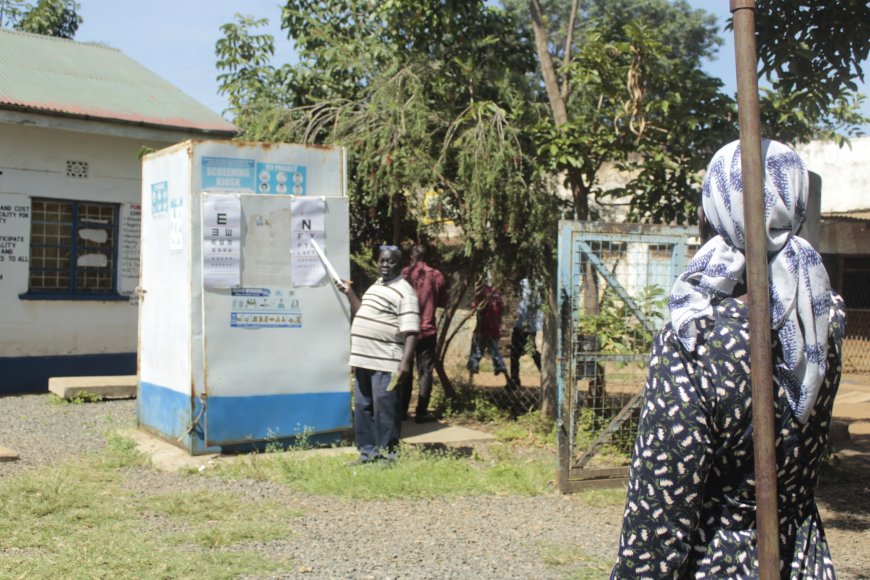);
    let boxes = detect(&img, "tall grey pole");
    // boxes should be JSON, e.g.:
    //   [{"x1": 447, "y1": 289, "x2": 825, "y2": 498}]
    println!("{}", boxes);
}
[{"x1": 729, "y1": 2, "x2": 780, "y2": 578}]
